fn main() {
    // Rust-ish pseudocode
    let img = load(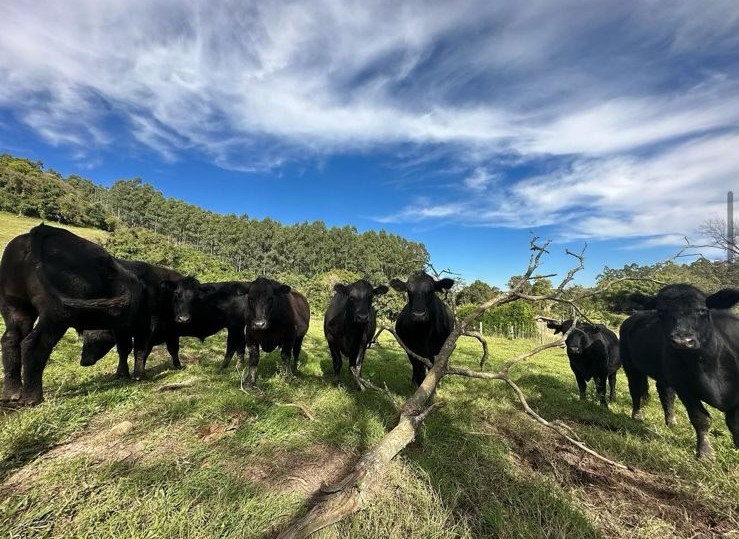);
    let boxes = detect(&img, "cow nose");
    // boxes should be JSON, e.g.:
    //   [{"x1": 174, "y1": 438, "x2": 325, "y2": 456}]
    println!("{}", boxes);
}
[
  {"x1": 355, "y1": 313, "x2": 369, "y2": 323},
  {"x1": 670, "y1": 336, "x2": 698, "y2": 350},
  {"x1": 176, "y1": 315, "x2": 190, "y2": 323},
  {"x1": 253, "y1": 320, "x2": 267, "y2": 329},
  {"x1": 569, "y1": 347, "x2": 581, "y2": 354},
  {"x1": 411, "y1": 310, "x2": 427, "y2": 320}
]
